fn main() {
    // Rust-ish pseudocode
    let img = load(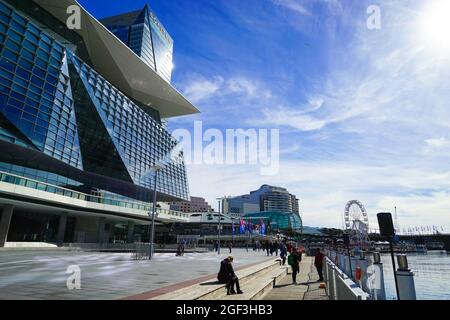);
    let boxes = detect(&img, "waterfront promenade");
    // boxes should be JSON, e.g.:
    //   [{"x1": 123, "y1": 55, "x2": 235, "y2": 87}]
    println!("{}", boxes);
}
[{"x1": 263, "y1": 256, "x2": 328, "y2": 300}]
